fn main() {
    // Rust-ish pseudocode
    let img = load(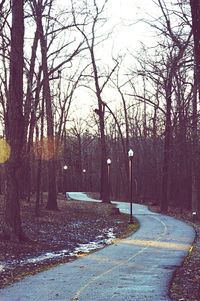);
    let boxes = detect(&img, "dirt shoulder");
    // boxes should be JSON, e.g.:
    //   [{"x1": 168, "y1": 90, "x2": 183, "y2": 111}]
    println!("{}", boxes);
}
[{"x1": 0, "y1": 194, "x2": 137, "y2": 288}]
